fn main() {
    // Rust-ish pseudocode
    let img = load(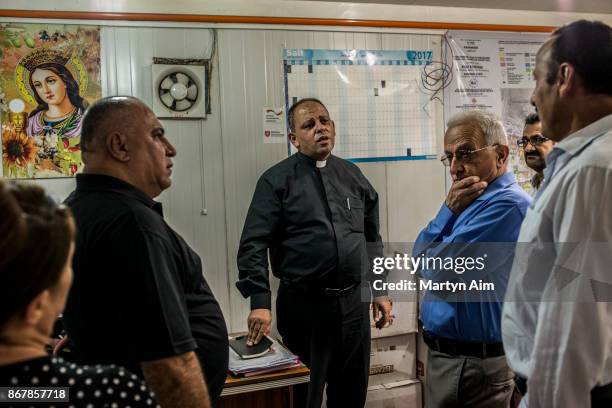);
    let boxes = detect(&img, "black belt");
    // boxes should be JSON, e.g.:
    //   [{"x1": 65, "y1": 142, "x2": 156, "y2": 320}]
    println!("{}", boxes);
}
[
  {"x1": 324, "y1": 281, "x2": 361, "y2": 297},
  {"x1": 285, "y1": 281, "x2": 360, "y2": 298},
  {"x1": 516, "y1": 376, "x2": 612, "y2": 407},
  {"x1": 423, "y1": 330, "x2": 505, "y2": 359}
]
